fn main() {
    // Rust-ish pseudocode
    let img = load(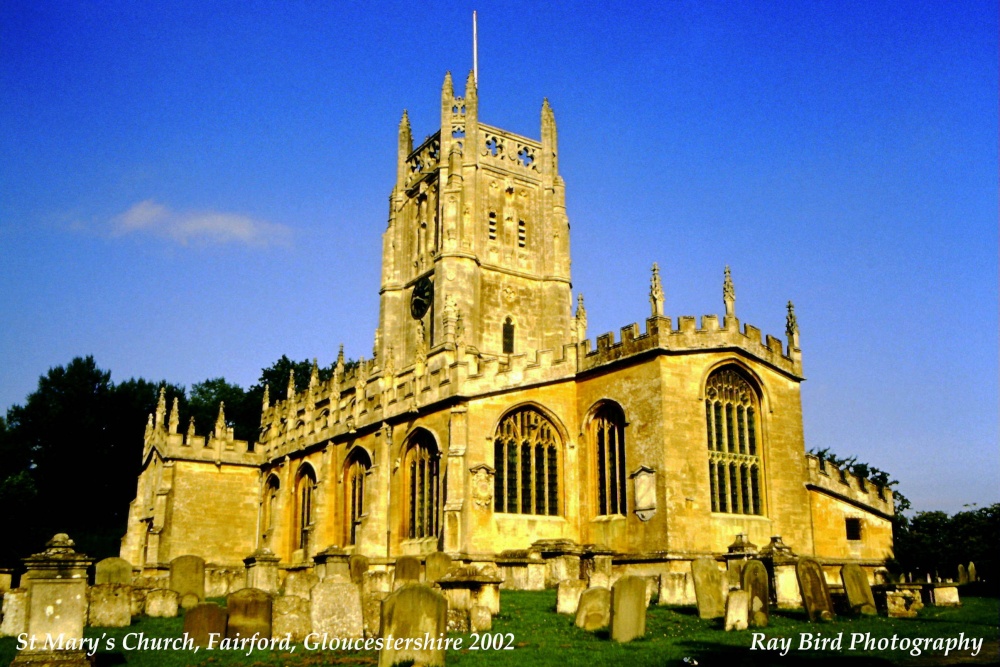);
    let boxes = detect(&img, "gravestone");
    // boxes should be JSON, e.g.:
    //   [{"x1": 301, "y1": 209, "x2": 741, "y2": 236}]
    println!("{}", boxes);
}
[
  {"x1": 272, "y1": 595, "x2": 311, "y2": 642},
  {"x1": 227, "y1": 587, "x2": 272, "y2": 638},
  {"x1": 957, "y1": 564, "x2": 968, "y2": 585},
  {"x1": 94, "y1": 557, "x2": 133, "y2": 585},
  {"x1": 447, "y1": 608, "x2": 470, "y2": 633},
  {"x1": 183, "y1": 603, "x2": 228, "y2": 647},
  {"x1": 692, "y1": 557, "x2": 726, "y2": 619},
  {"x1": 470, "y1": 605, "x2": 492, "y2": 632},
  {"x1": 931, "y1": 586, "x2": 960, "y2": 606},
  {"x1": 840, "y1": 564, "x2": 876, "y2": 616},
  {"x1": 363, "y1": 589, "x2": 389, "y2": 637},
  {"x1": 0, "y1": 588, "x2": 28, "y2": 637},
  {"x1": 349, "y1": 554, "x2": 370, "y2": 584},
  {"x1": 886, "y1": 587, "x2": 923, "y2": 618},
  {"x1": 88, "y1": 583, "x2": 132, "y2": 627},
  {"x1": 589, "y1": 555, "x2": 613, "y2": 589},
  {"x1": 394, "y1": 556, "x2": 421, "y2": 587},
  {"x1": 724, "y1": 590, "x2": 749, "y2": 631},
  {"x1": 968, "y1": 562, "x2": 977, "y2": 582},
  {"x1": 425, "y1": 552, "x2": 453, "y2": 582},
  {"x1": 311, "y1": 580, "x2": 363, "y2": 639},
  {"x1": 658, "y1": 572, "x2": 696, "y2": 606},
  {"x1": 795, "y1": 558, "x2": 834, "y2": 622},
  {"x1": 574, "y1": 586, "x2": 610, "y2": 631},
  {"x1": 169, "y1": 555, "x2": 205, "y2": 608},
  {"x1": 145, "y1": 588, "x2": 180, "y2": 617},
  {"x1": 284, "y1": 571, "x2": 319, "y2": 599},
  {"x1": 741, "y1": 559, "x2": 770, "y2": 627},
  {"x1": 557, "y1": 579, "x2": 588, "y2": 614},
  {"x1": 130, "y1": 588, "x2": 148, "y2": 618},
  {"x1": 0, "y1": 570, "x2": 12, "y2": 592},
  {"x1": 610, "y1": 575, "x2": 646, "y2": 643},
  {"x1": 378, "y1": 584, "x2": 447, "y2": 667}
]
